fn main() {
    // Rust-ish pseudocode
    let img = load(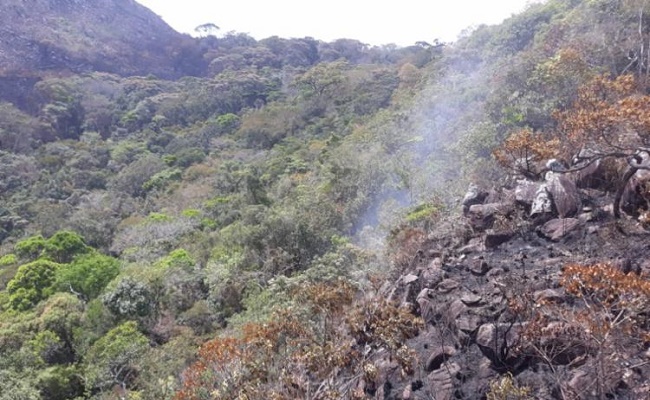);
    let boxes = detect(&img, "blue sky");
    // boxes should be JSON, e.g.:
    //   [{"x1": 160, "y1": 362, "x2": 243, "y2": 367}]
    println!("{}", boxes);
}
[{"x1": 136, "y1": 0, "x2": 540, "y2": 46}]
